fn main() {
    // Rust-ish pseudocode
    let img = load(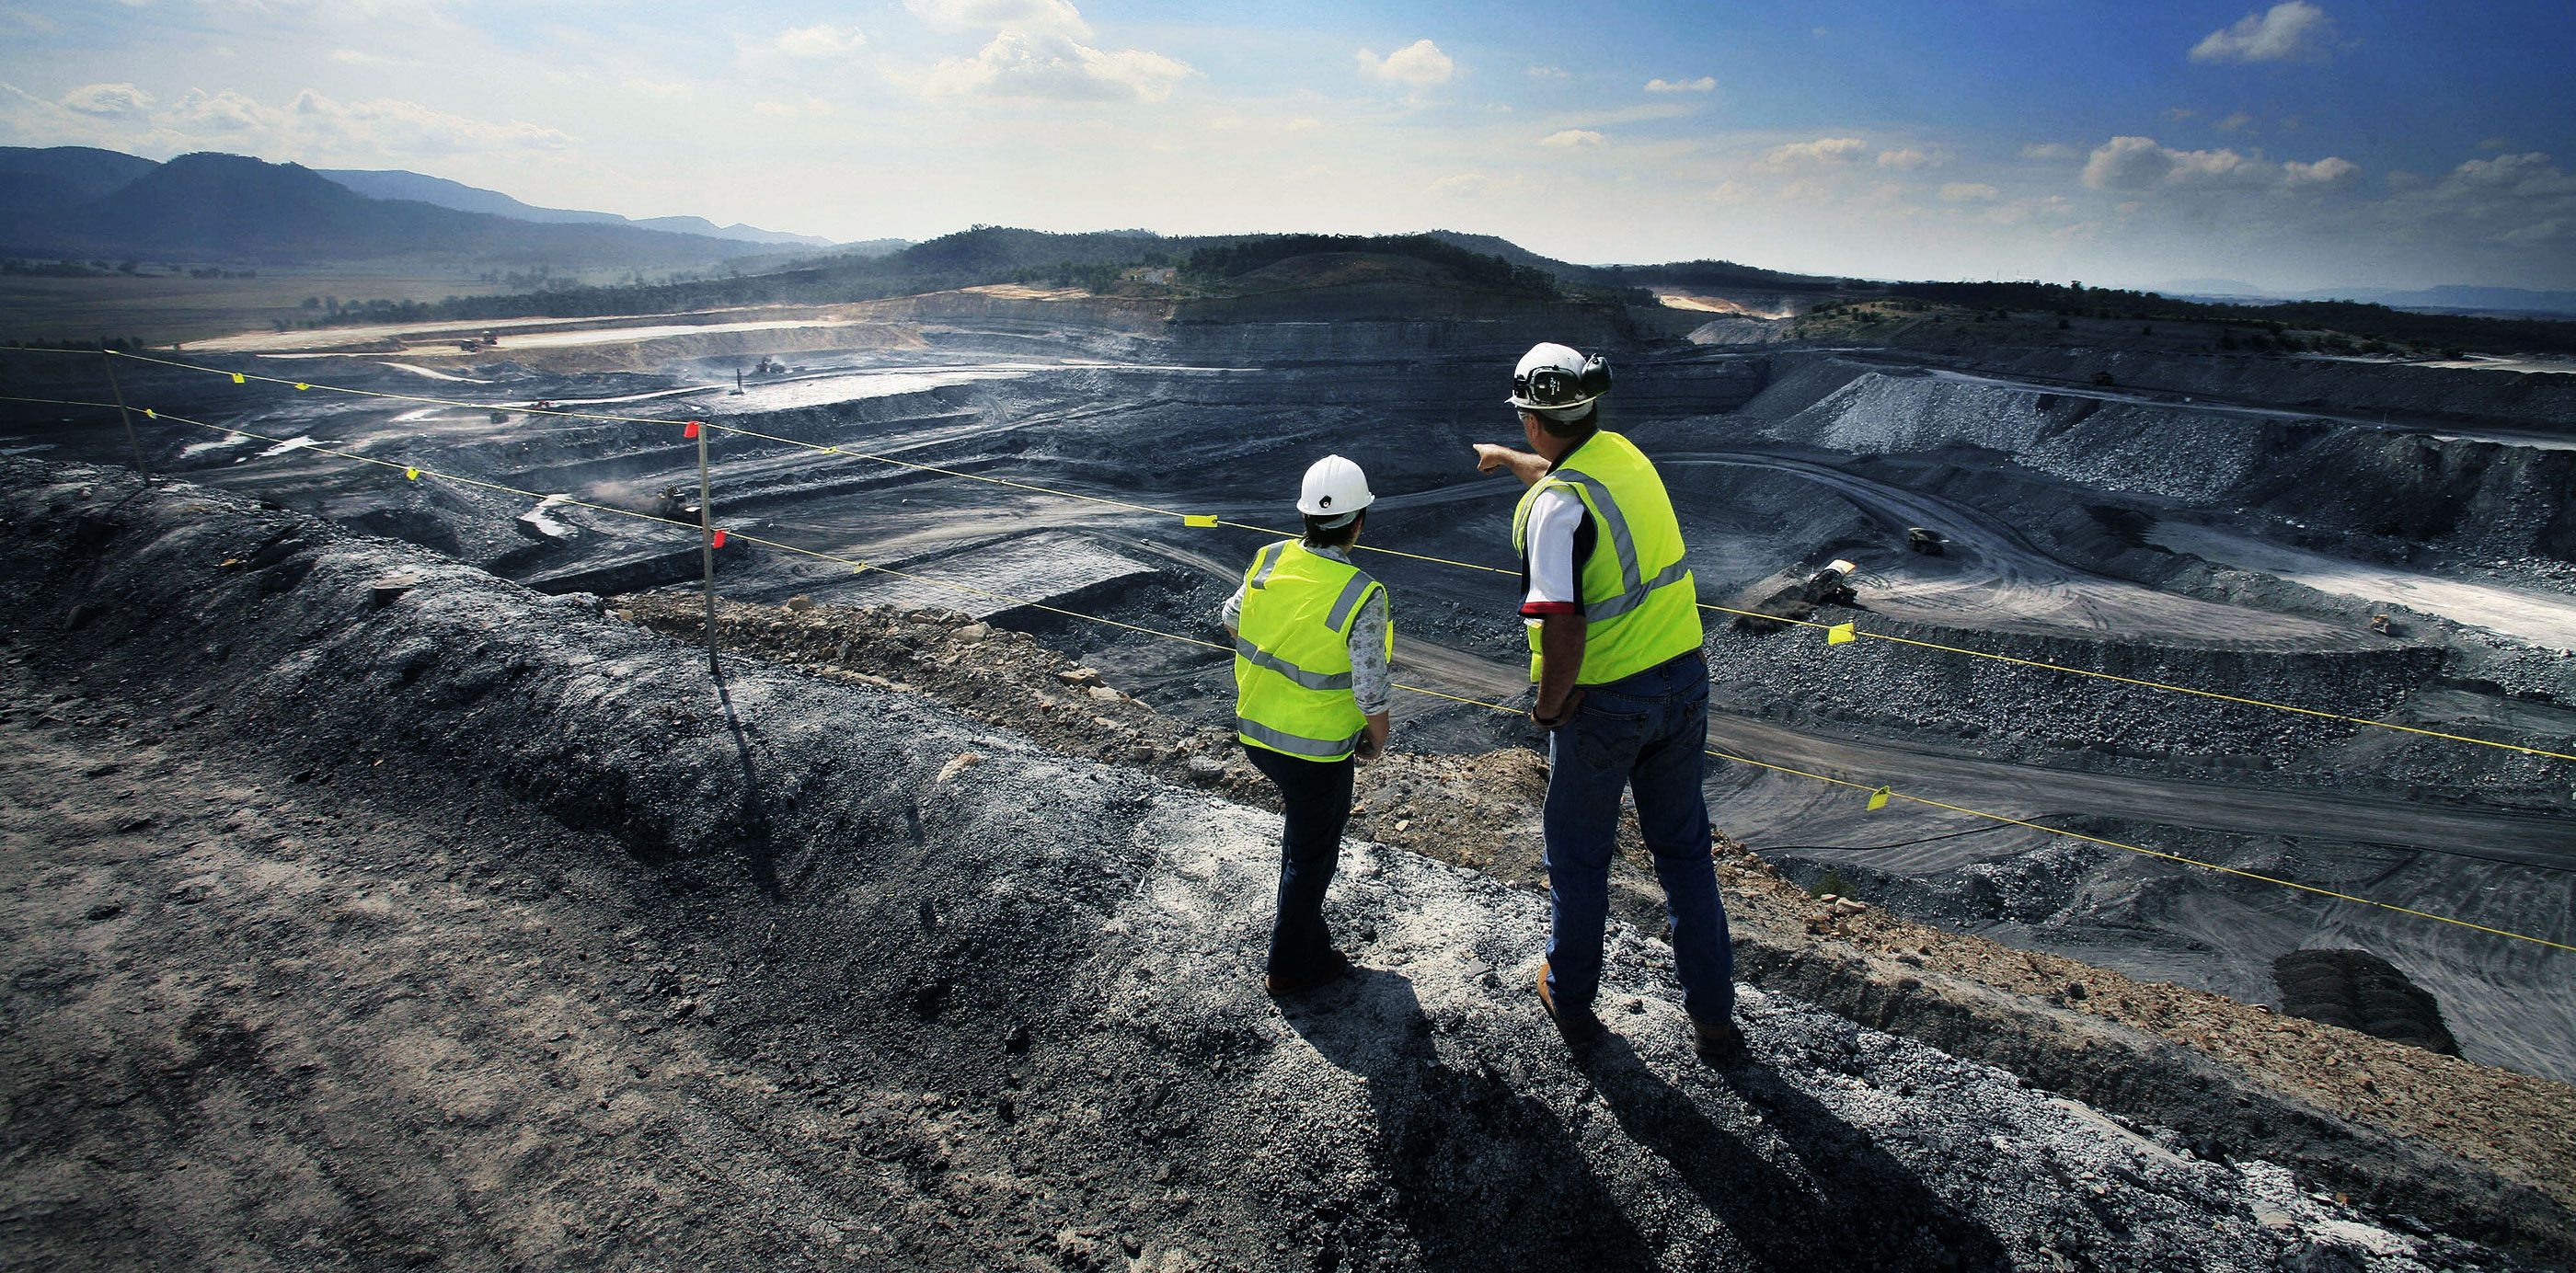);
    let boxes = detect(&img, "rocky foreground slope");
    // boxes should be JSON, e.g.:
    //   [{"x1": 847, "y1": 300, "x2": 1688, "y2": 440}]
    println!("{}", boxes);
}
[{"x1": 2, "y1": 457, "x2": 2570, "y2": 1271}]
